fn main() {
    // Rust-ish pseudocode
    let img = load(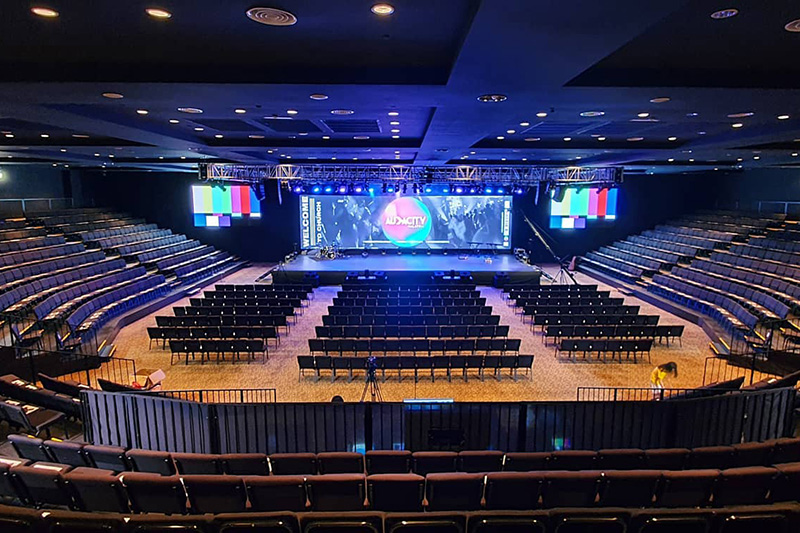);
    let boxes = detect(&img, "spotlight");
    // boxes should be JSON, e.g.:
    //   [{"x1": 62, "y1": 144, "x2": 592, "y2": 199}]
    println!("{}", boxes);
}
[
  {"x1": 442, "y1": 186, "x2": 450, "y2": 194},
  {"x1": 386, "y1": 185, "x2": 395, "y2": 193},
  {"x1": 496, "y1": 187, "x2": 505, "y2": 194},
  {"x1": 368, "y1": 186, "x2": 376, "y2": 194},
  {"x1": 312, "y1": 185, "x2": 321, "y2": 194},
  {"x1": 485, "y1": 186, "x2": 494, "y2": 194},
  {"x1": 514, "y1": 187, "x2": 525, "y2": 195},
  {"x1": 455, "y1": 186, "x2": 463, "y2": 194},
  {"x1": 293, "y1": 185, "x2": 303, "y2": 194},
  {"x1": 424, "y1": 185, "x2": 433, "y2": 194},
  {"x1": 338, "y1": 185, "x2": 347, "y2": 194},
  {"x1": 470, "y1": 187, "x2": 477, "y2": 194},
  {"x1": 324, "y1": 185, "x2": 333, "y2": 193},
  {"x1": 354, "y1": 185, "x2": 363, "y2": 193}
]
